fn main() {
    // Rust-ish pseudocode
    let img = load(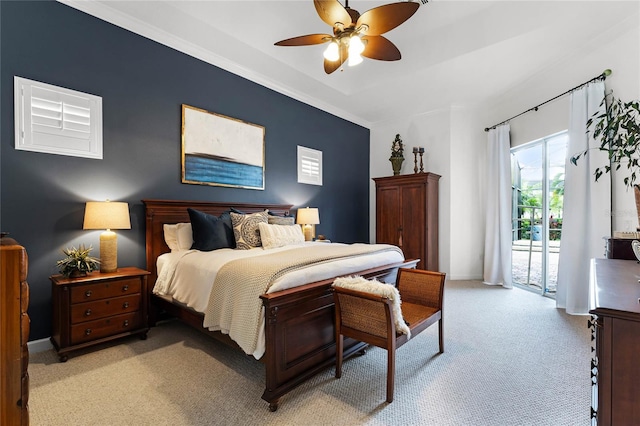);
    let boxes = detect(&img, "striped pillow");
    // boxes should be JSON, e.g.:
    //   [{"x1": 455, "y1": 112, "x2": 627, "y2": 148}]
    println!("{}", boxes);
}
[{"x1": 258, "y1": 222, "x2": 304, "y2": 249}]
